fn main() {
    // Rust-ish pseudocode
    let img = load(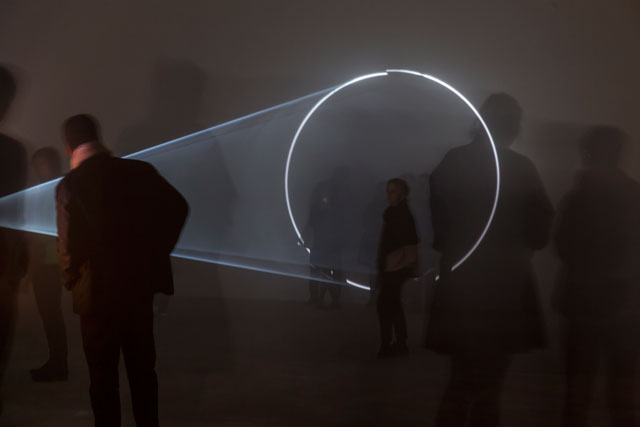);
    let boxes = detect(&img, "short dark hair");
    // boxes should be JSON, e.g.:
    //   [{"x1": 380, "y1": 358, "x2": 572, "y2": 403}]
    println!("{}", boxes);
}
[
  {"x1": 63, "y1": 114, "x2": 100, "y2": 151},
  {"x1": 477, "y1": 93, "x2": 523, "y2": 147},
  {"x1": 387, "y1": 178, "x2": 410, "y2": 197},
  {"x1": 32, "y1": 146, "x2": 62, "y2": 174}
]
